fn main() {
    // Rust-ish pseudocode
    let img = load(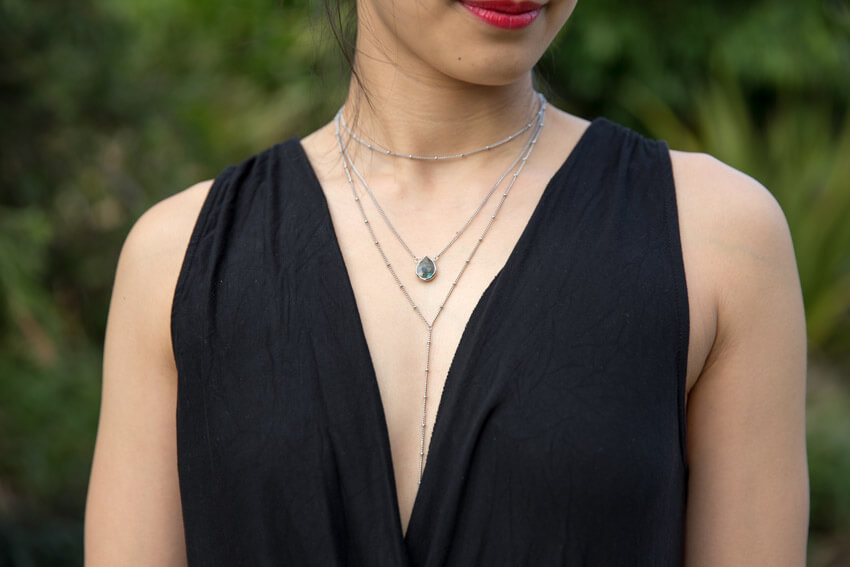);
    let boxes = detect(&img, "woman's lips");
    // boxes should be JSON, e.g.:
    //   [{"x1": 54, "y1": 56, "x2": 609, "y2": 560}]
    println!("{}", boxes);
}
[{"x1": 461, "y1": 1, "x2": 543, "y2": 30}]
